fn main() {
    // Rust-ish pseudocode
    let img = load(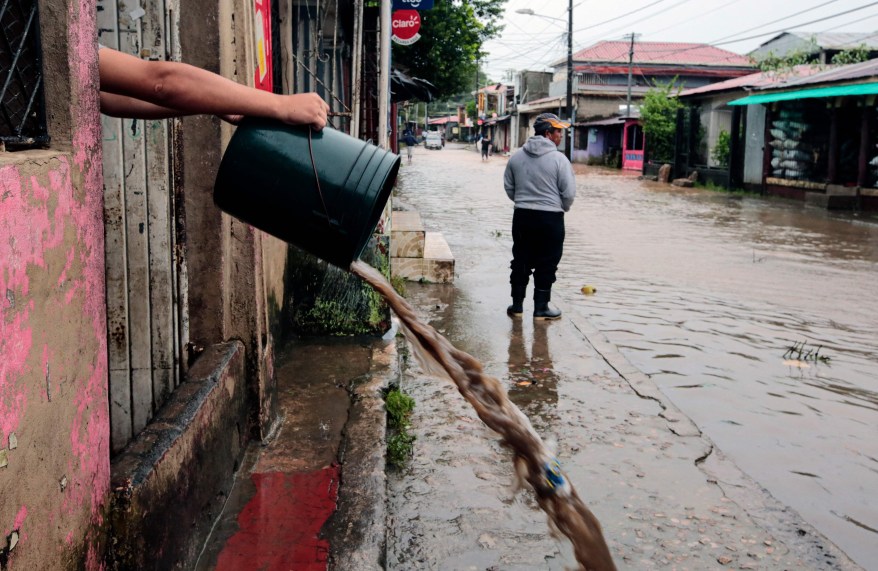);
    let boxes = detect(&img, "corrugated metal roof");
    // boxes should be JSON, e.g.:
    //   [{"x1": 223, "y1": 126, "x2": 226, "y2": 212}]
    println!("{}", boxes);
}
[
  {"x1": 679, "y1": 65, "x2": 820, "y2": 97},
  {"x1": 484, "y1": 115, "x2": 511, "y2": 125},
  {"x1": 574, "y1": 84, "x2": 651, "y2": 96},
  {"x1": 767, "y1": 58, "x2": 878, "y2": 88},
  {"x1": 428, "y1": 116, "x2": 456, "y2": 125},
  {"x1": 479, "y1": 83, "x2": 508, "y2": 93},
  {"x1": 575, "y1": 64, "x2": 752, "y2": 78},
  {"x1": 566, "y1": 41, "x2": 753, "y2": 67},
  {"x1": 578, "y1": 117, "x2": 627, "y2": 127},
  {"x1": 758, "y1": 31, "x2": 878, "y2": 51}
]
